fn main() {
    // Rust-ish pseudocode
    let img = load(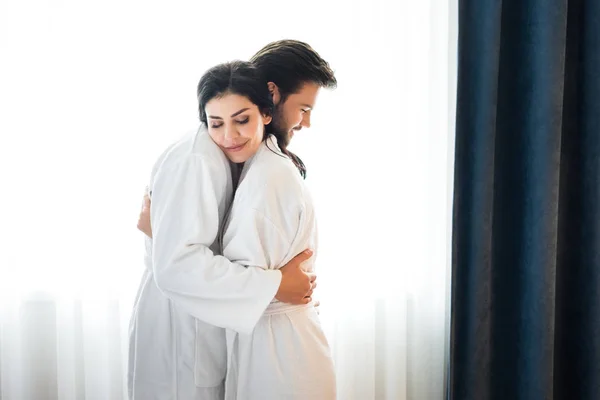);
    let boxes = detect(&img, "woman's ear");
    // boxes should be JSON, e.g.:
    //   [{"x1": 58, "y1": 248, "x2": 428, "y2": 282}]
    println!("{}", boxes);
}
[
  {"x1": 262, "y1": 114, "x2": 273, "y2": 125},
  {"x1": 267, "y1": 82, "x2": 281, "y2": 105}
]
